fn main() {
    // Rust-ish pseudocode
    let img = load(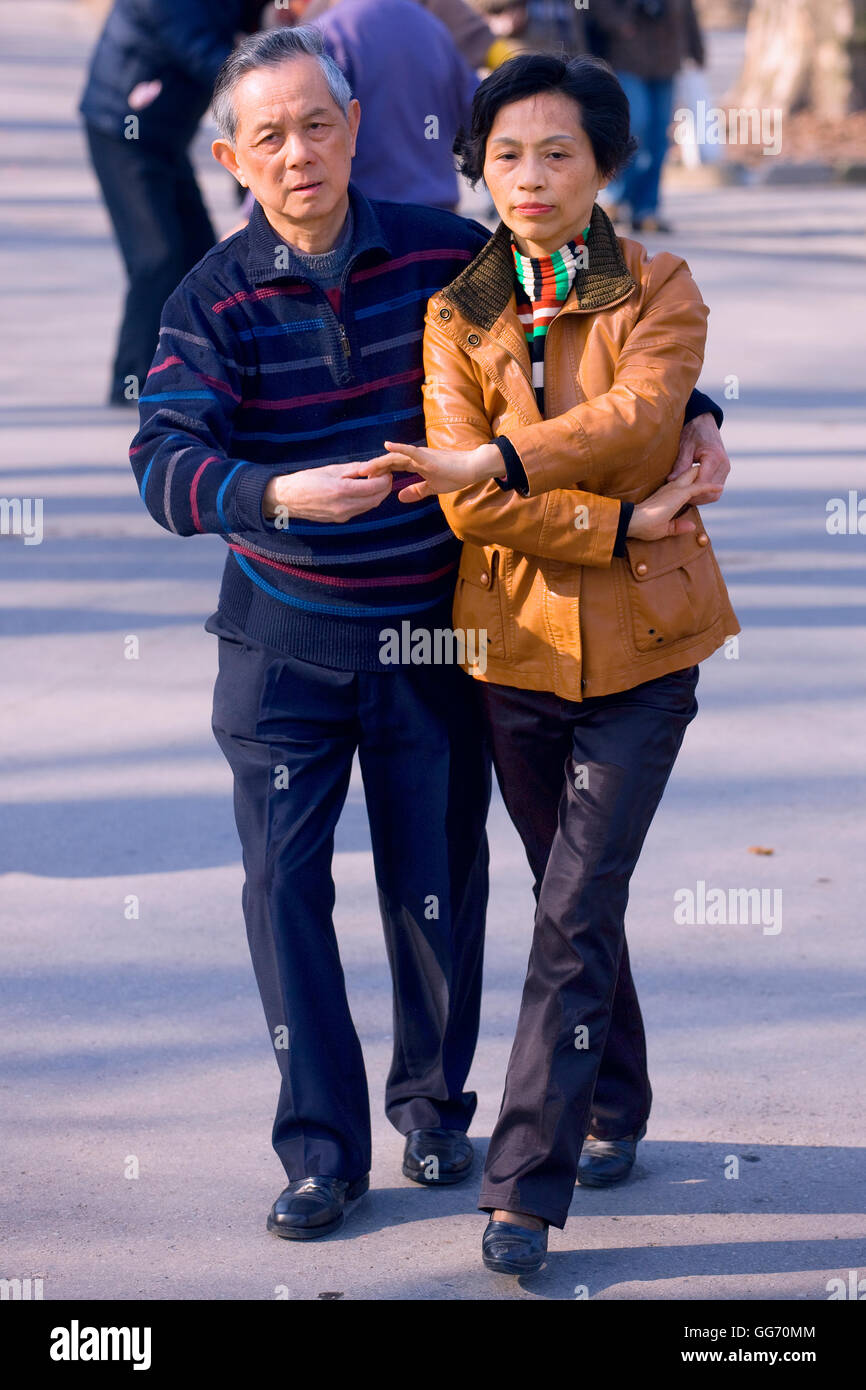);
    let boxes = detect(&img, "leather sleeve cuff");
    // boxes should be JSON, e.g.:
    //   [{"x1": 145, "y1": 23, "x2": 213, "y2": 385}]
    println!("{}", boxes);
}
[
  {"x1": 685, "y1": 388, "x2": 723, "y2": 430},
  {"x1": 613, "y1": 501, "x2": 633, "y2": 557},
  {"x1": 490, "y1": 435, "x2": 530, "y2": 497}
]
